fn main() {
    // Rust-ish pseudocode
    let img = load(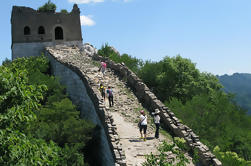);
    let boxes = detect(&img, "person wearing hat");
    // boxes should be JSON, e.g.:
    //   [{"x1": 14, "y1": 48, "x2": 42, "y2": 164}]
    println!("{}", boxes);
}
[
  {"x1": 139, "y1": 110, "x2": 147, "y2": 141},
  {"x1": 152, "y1": 109, "x2": 160, "y2": 139}
]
